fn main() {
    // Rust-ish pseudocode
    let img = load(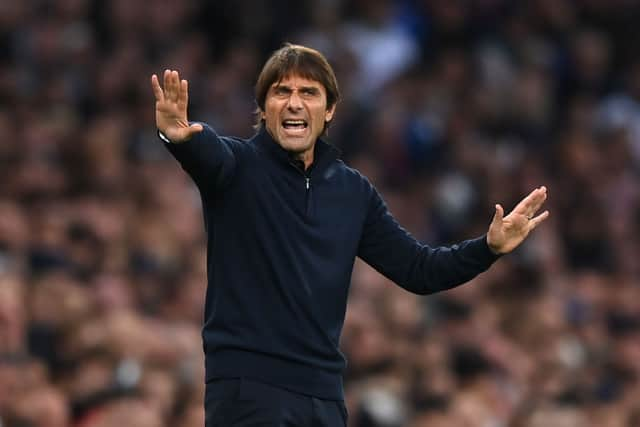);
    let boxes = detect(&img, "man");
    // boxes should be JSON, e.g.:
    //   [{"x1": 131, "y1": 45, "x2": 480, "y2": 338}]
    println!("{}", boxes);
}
[{"x1": 150, "y1": 44, "x2": 548, "y2": 427}]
